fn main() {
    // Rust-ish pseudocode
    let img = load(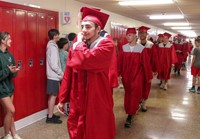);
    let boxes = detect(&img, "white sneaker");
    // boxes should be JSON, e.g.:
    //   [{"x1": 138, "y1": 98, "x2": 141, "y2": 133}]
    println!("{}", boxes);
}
[
  {"x1": 3, "y1": 134, "x2": 13, "y2": 139},
  {"x1": 164, "y1": 84, "x2": 168, "y2": 90},
  {"x1": 13, "y1": 134, "x2": 22, "y2": 139},
  {"x1": 160, "y1": 83, "x2": 164, "y2": 89},
  {"x1": 141, "y1": 100, "x2": 147, "y2": 112}
]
